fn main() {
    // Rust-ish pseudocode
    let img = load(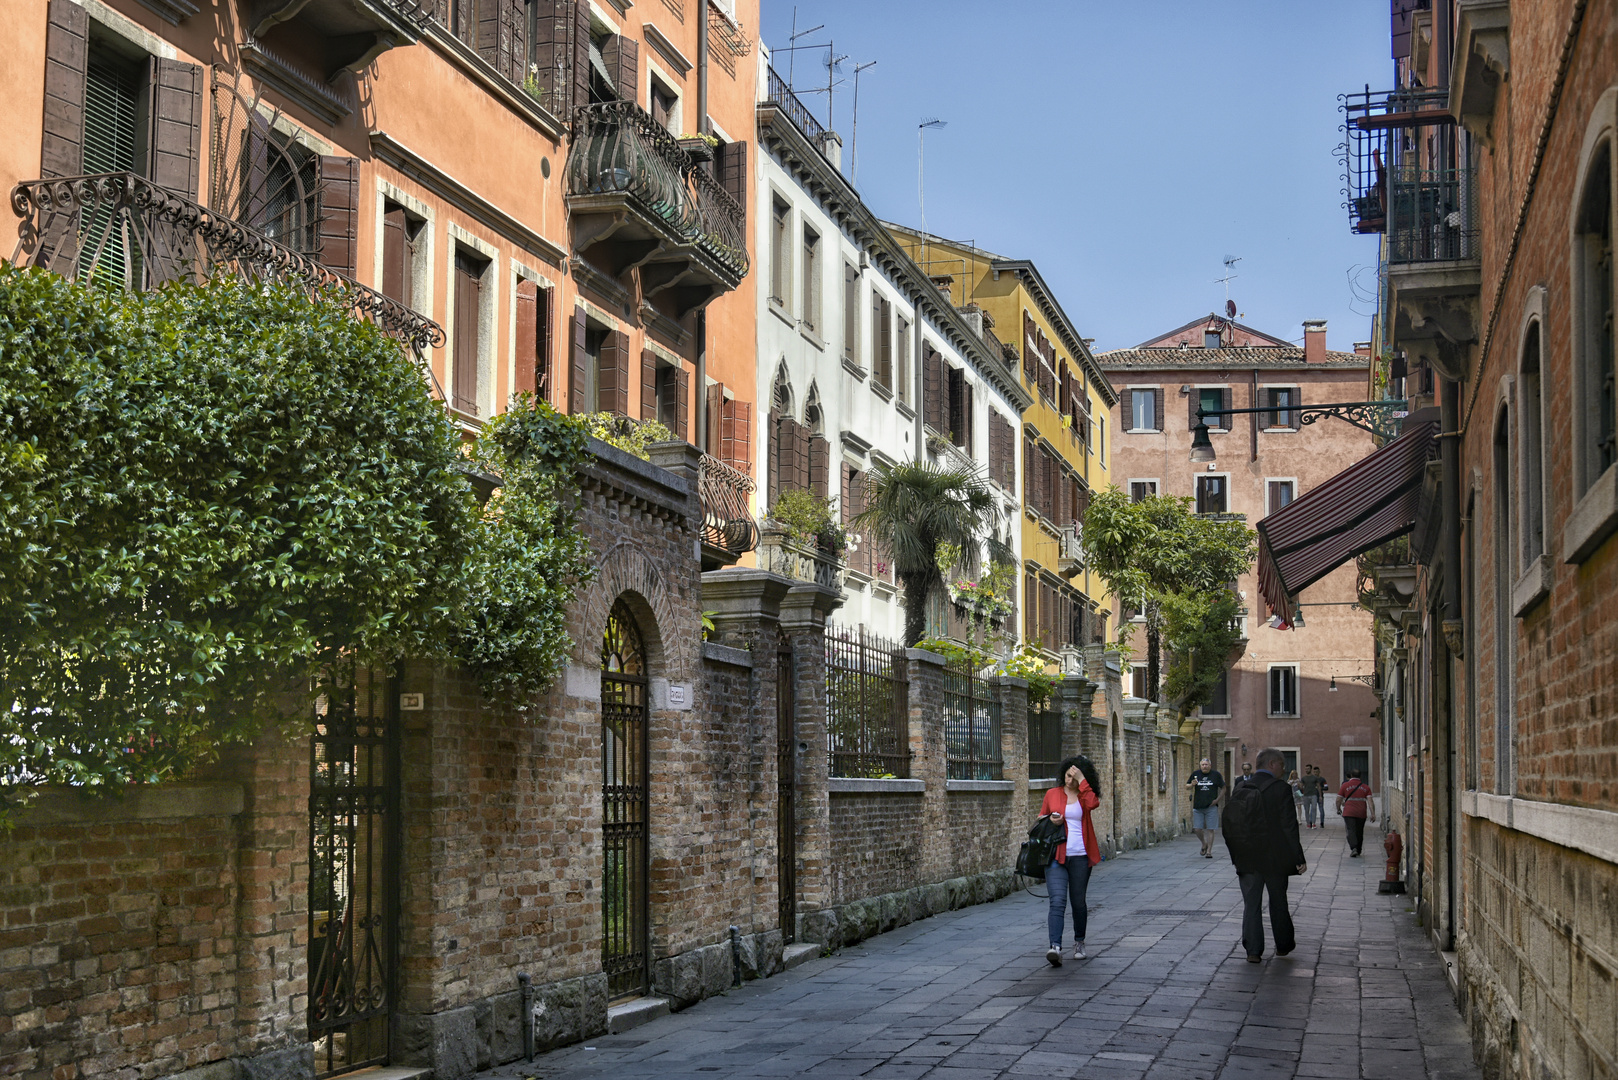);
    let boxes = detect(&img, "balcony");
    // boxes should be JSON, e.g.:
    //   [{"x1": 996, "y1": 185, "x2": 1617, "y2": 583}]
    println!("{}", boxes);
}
[
  {"x1": 8, "y1": 172, "x2": 443, "y2": 356},
  {"x1": 566, "y1": 102, "x2": 749, "y2": 318},
  {"x1": 700, "y1": 451, "x2": 760, "y2": 570},
  {"x1": 1057, "y1": 523, "x2": 1084, "y2": 575},
  {"x1": 1384, "y1": 167, "x2": 1482, "y2": 383},
  {"x1": 1339, "y1": 85, "x2": 1452, "y2": 235}
]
